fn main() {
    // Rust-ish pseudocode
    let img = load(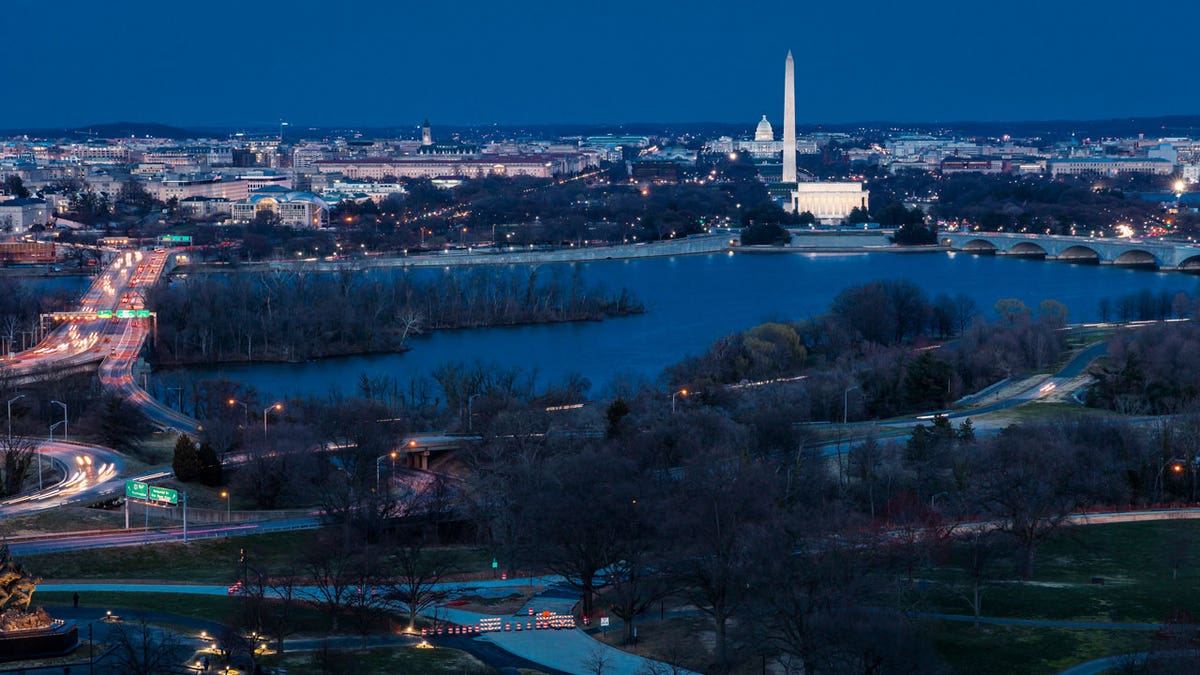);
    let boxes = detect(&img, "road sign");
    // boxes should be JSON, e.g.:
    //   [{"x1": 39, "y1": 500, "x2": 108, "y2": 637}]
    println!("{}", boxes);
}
[
  {"x1": 97, "y1": 310, "x2": 113, "y2": 318},
  {"x1": 125, "y1": 480, "x2": 148, "y2": 500},
  {"x1": 148, "y1": 486, "x2": 179, "y2": 504},
  {"x1": 115, "y1": 309, "x2": 136, "y2": 319},
  {"x1": 600, "y1": 617, "x2": 610, "y2": 627},
  {"x1": 160, "y1": 235, "x2": 192, "y2": 243},
  {"x1": 135, "y1": 309, "x2": 151, "y2": 318},
  {"x1": 125, "y1": 480, "x2": 178, "y2": 504},
  {"x1": 491, "y1": 558, "x2": 498, "y2": 569}
]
